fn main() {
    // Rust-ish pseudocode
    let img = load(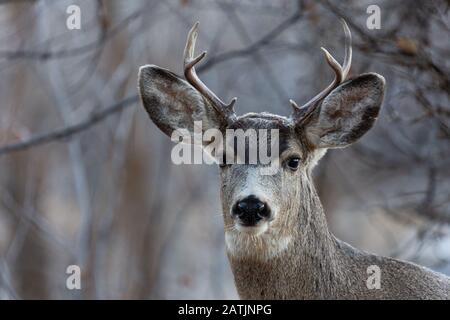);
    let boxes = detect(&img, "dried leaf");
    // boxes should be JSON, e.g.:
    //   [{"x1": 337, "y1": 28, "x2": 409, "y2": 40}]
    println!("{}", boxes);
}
[
  {"x1": 180, "y1": 0, "x2": 190, "y2": 7},
  {"x1": 396, "y1": 37, "x2": 418, "y2": 55}
]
